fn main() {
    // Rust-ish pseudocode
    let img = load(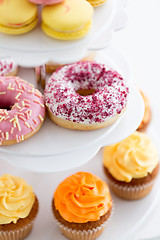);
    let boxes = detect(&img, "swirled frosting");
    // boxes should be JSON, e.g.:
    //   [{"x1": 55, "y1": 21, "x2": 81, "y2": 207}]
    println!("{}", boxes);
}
[
  {"x1": 0, "y1": 174, "x2": 35, "y2": 224},
  {"x1": 54, "y1": 172, "x2": 112, "y2": 223},
  {"x1": 103, "y1": 131, "x2": 159, "y2": 182}
]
